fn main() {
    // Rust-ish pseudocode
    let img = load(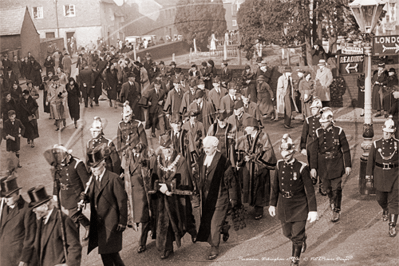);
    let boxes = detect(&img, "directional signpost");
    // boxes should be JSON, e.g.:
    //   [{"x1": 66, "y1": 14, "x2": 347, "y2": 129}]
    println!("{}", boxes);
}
[
  {"x1": 338, "y1": 54, "x2": 364, "y2": 75},
  {"x1": 373, "y1": 35, "x2": 399, "y2": 55}
]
